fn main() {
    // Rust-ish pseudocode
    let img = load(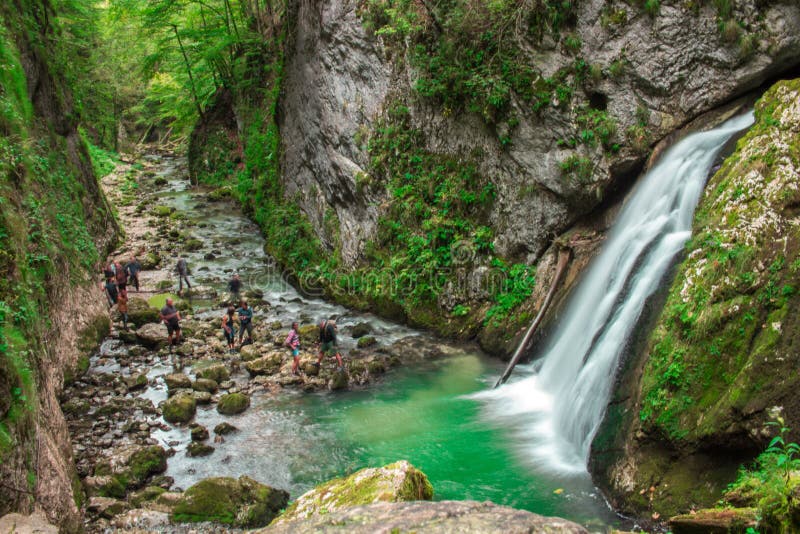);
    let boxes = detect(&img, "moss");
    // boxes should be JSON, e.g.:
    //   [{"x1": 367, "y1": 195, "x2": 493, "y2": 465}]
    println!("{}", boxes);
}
[
  {"x1": 128, "y1": 446, "x2": 167, "y2": 485},
  {"x1": 152, "y1": 205, "x2": 174, "y2": 217},
  {"x1": 161, "y1": 393, "x2": 197, "y2": 424},
  {"x1": 357, "y1": 336, "x2": 377, "y2": 348},
  {"x1": 98, "y1": 474, "x2": 129, "y2": 499},
  {"x1": 217, "y1": 393, "x2": 250, "y2": 415},
  {"x1": 194, "y1": 360, "x2": 230, "y2": 383},
  {"x1": 130, "y1": 486, "x2": 166, "y2": 507},
  {"x1": 186, "y1": 442, "x2": 214, "y2": 457}
]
